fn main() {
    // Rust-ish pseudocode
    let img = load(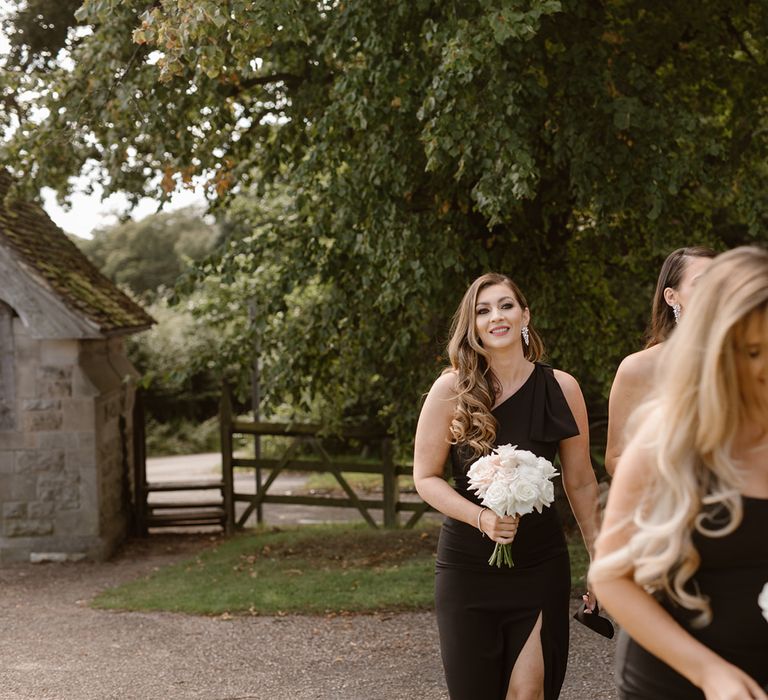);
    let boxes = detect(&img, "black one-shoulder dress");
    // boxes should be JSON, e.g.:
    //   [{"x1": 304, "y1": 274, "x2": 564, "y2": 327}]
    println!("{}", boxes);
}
[
  {"x1": 616, "y1": 496, "x2": 768, "y2": 699},
  {"x1": 434, "y1": 362, "x2": 580, "y2": 700}
]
